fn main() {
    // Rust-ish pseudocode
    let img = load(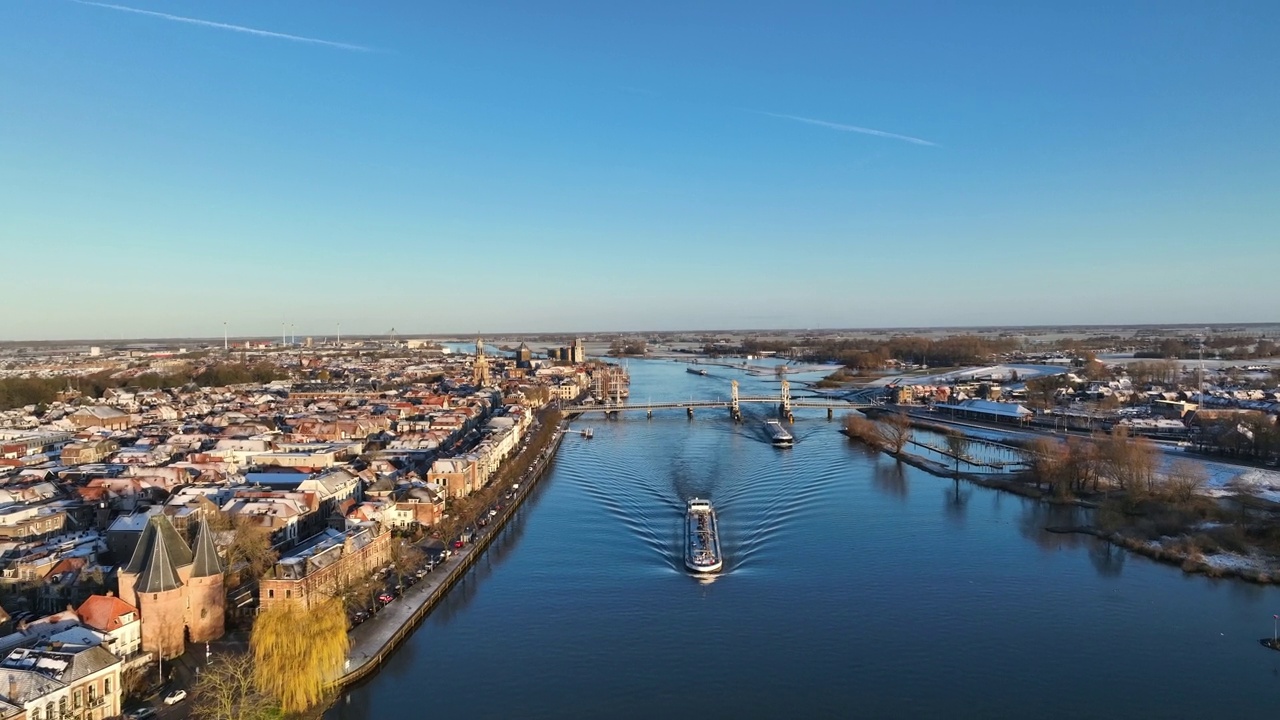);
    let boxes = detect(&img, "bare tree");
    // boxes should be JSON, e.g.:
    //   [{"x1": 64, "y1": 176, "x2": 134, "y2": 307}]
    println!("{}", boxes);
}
[
  {"x1": 878, "y1": 412, "x2": 913, "y2": 455},
  {"x1": 225, "y1": 517, "x2": 279, "y2": 587},
  {"x1": 1026, "y1": 376, "x2": 1065, "y2": 410},
  {"x1": 1099, "y1": 429, "x2": 1158, "y2": 495},
  {"x1": 1028, "y1": 437, "x2": 1078, "y2": 498},
  {"x1": 945, "y1": 431, "x2": 971, "y2": 477},
  {"x1": 191, "y1": 652, "x2": 276, "y2": 720},
  {"x1": 1062, "y1": 437, "x2": 1100, "y2": 496},
  {"x1": 1164, "y1": 460, "x2": 1207, "y2": 503},
  {"x1": 842, "y1": 414, "x2": 885, "y2": 451},
  {"x1": 388, "y1": 538, "x2": 425, "y2": 589}
]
